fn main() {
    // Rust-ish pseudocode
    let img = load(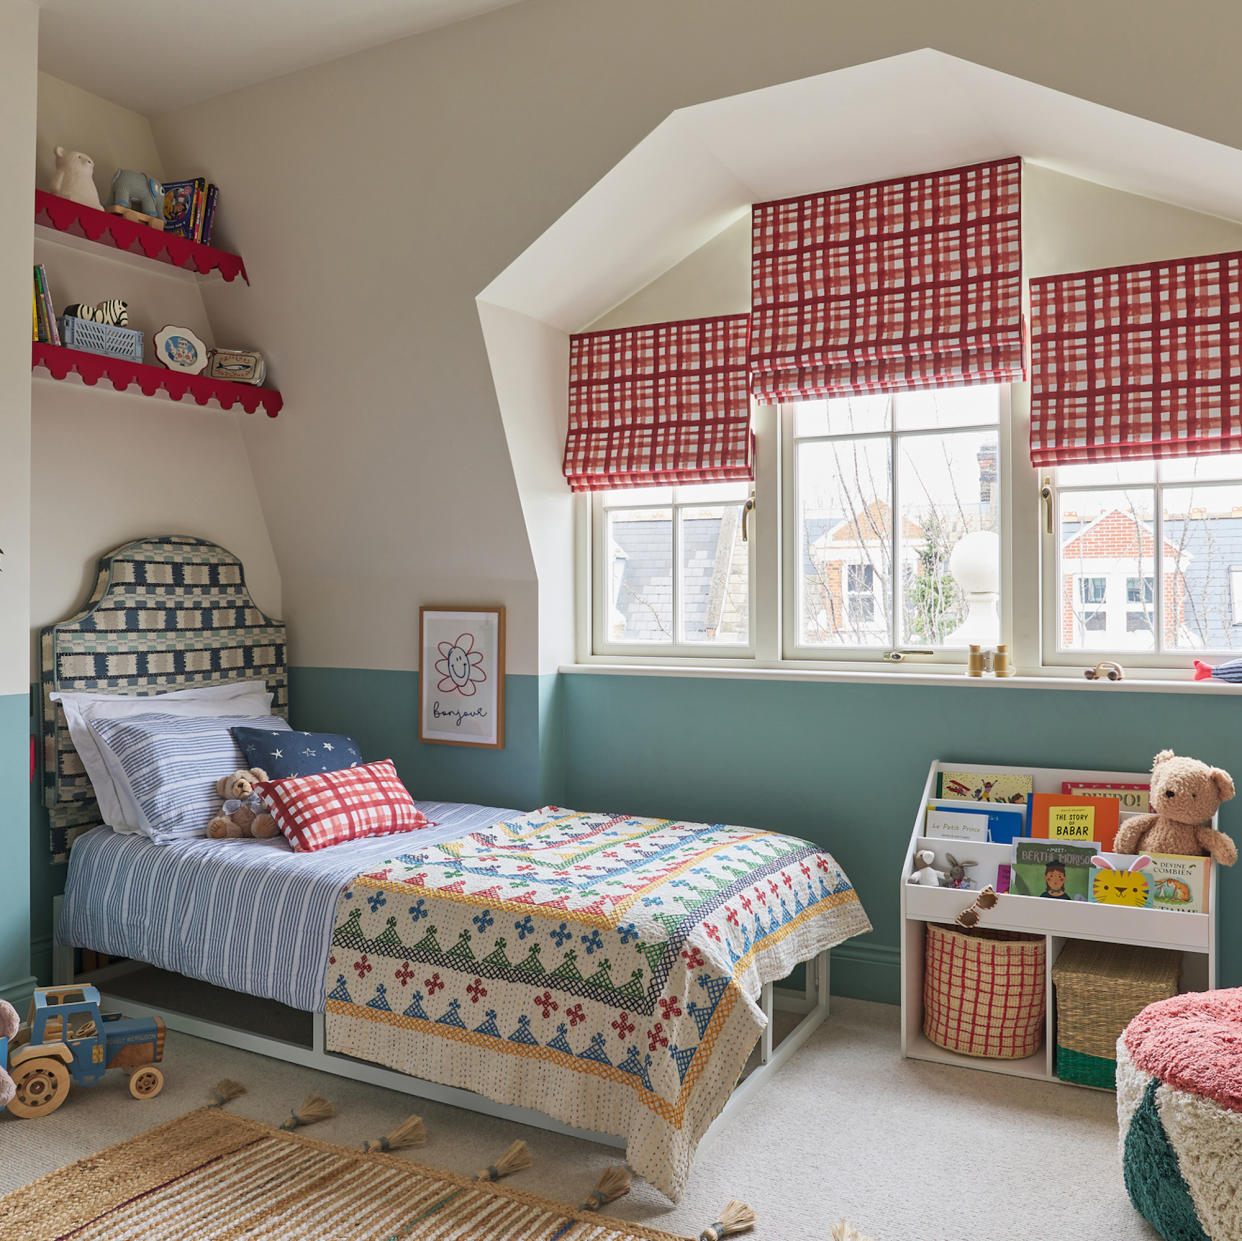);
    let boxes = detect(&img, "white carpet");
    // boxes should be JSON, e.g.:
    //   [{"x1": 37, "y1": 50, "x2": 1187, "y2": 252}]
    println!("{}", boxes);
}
[{"x1": 0, "y1": 997, "x2": 1155, "y2": 1240}]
